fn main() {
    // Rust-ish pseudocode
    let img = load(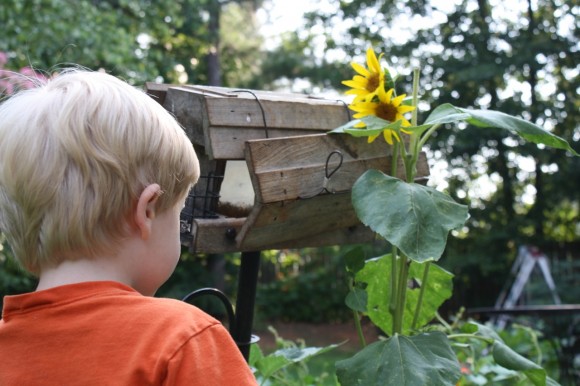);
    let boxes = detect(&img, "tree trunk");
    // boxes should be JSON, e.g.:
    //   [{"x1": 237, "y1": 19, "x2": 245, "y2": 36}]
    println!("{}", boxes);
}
[{"x1": 207, "y1": 0, "x2": 221, "y2": 86}]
